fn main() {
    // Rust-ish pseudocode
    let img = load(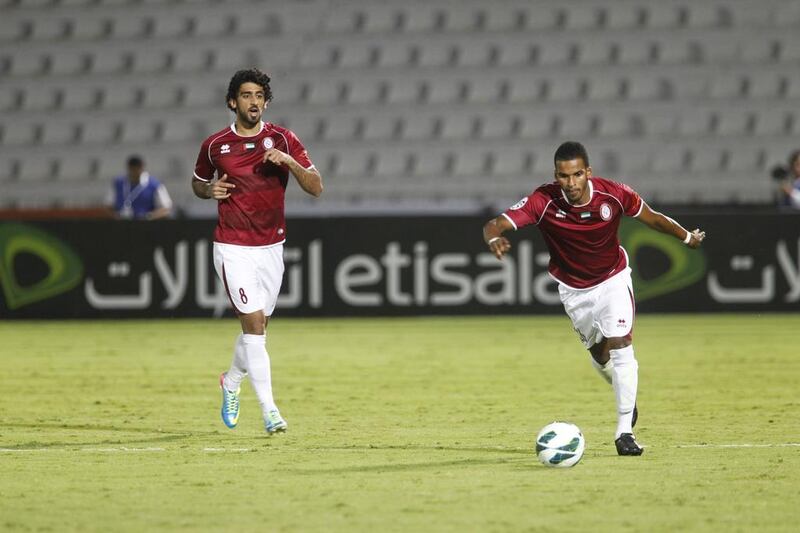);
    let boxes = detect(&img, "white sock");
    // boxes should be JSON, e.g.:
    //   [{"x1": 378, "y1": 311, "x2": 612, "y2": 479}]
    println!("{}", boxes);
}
[
  {"x1": 609, "y1": 345, "x2": 638, "y2": 439},
  {"x1": 241, "y1": 334, "x2": 277, "y2": 415},
  {"x1": 590, "y1": 357, "x2": 614, "y2": 385},
  {"x1": 223, "y1": 333, "x2": 247, "y2": 391}
]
